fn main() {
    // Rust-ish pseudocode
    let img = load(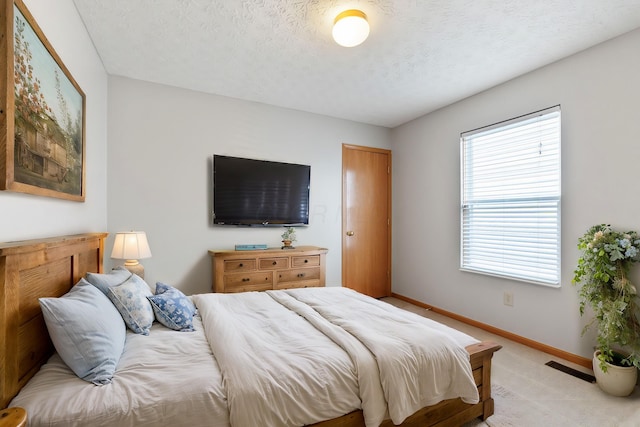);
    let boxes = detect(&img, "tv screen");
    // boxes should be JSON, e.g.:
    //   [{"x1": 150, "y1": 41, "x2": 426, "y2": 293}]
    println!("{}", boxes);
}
[{"x1": 213, "y1": 155, "x2": 310, "y2": 226}]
